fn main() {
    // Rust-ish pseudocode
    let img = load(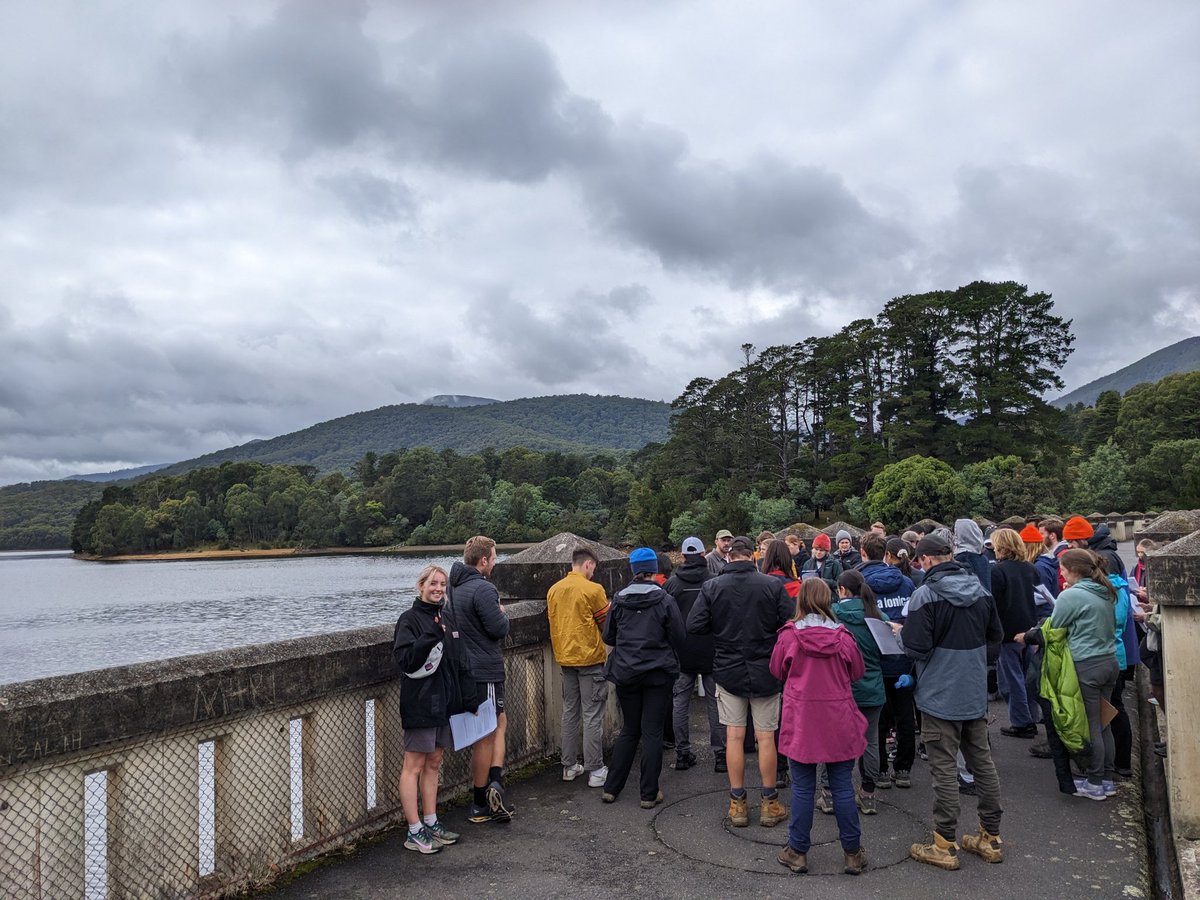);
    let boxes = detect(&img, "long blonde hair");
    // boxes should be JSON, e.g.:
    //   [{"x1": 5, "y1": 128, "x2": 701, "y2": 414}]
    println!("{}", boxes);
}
[{"x1": 416, "y1": 564, "x2": 449, "y2": 598}]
